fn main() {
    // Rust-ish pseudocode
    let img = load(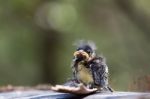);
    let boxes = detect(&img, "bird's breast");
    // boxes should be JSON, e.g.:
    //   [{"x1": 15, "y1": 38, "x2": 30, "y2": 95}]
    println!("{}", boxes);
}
[{"x1": 77, "y1": 63, "x2": 93, "y2": 84}]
